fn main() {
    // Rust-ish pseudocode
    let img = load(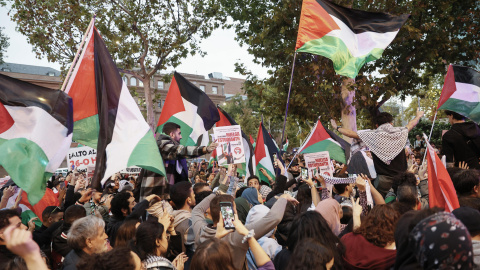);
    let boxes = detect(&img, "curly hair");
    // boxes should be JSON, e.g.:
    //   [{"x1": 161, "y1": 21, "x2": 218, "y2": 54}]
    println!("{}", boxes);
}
[
  {"x1": 354, "y1": 204, "x2": 399, "y2": 248},
  {"x1": 286, "y1": 238, "x2": 333, "y2": 270}
]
